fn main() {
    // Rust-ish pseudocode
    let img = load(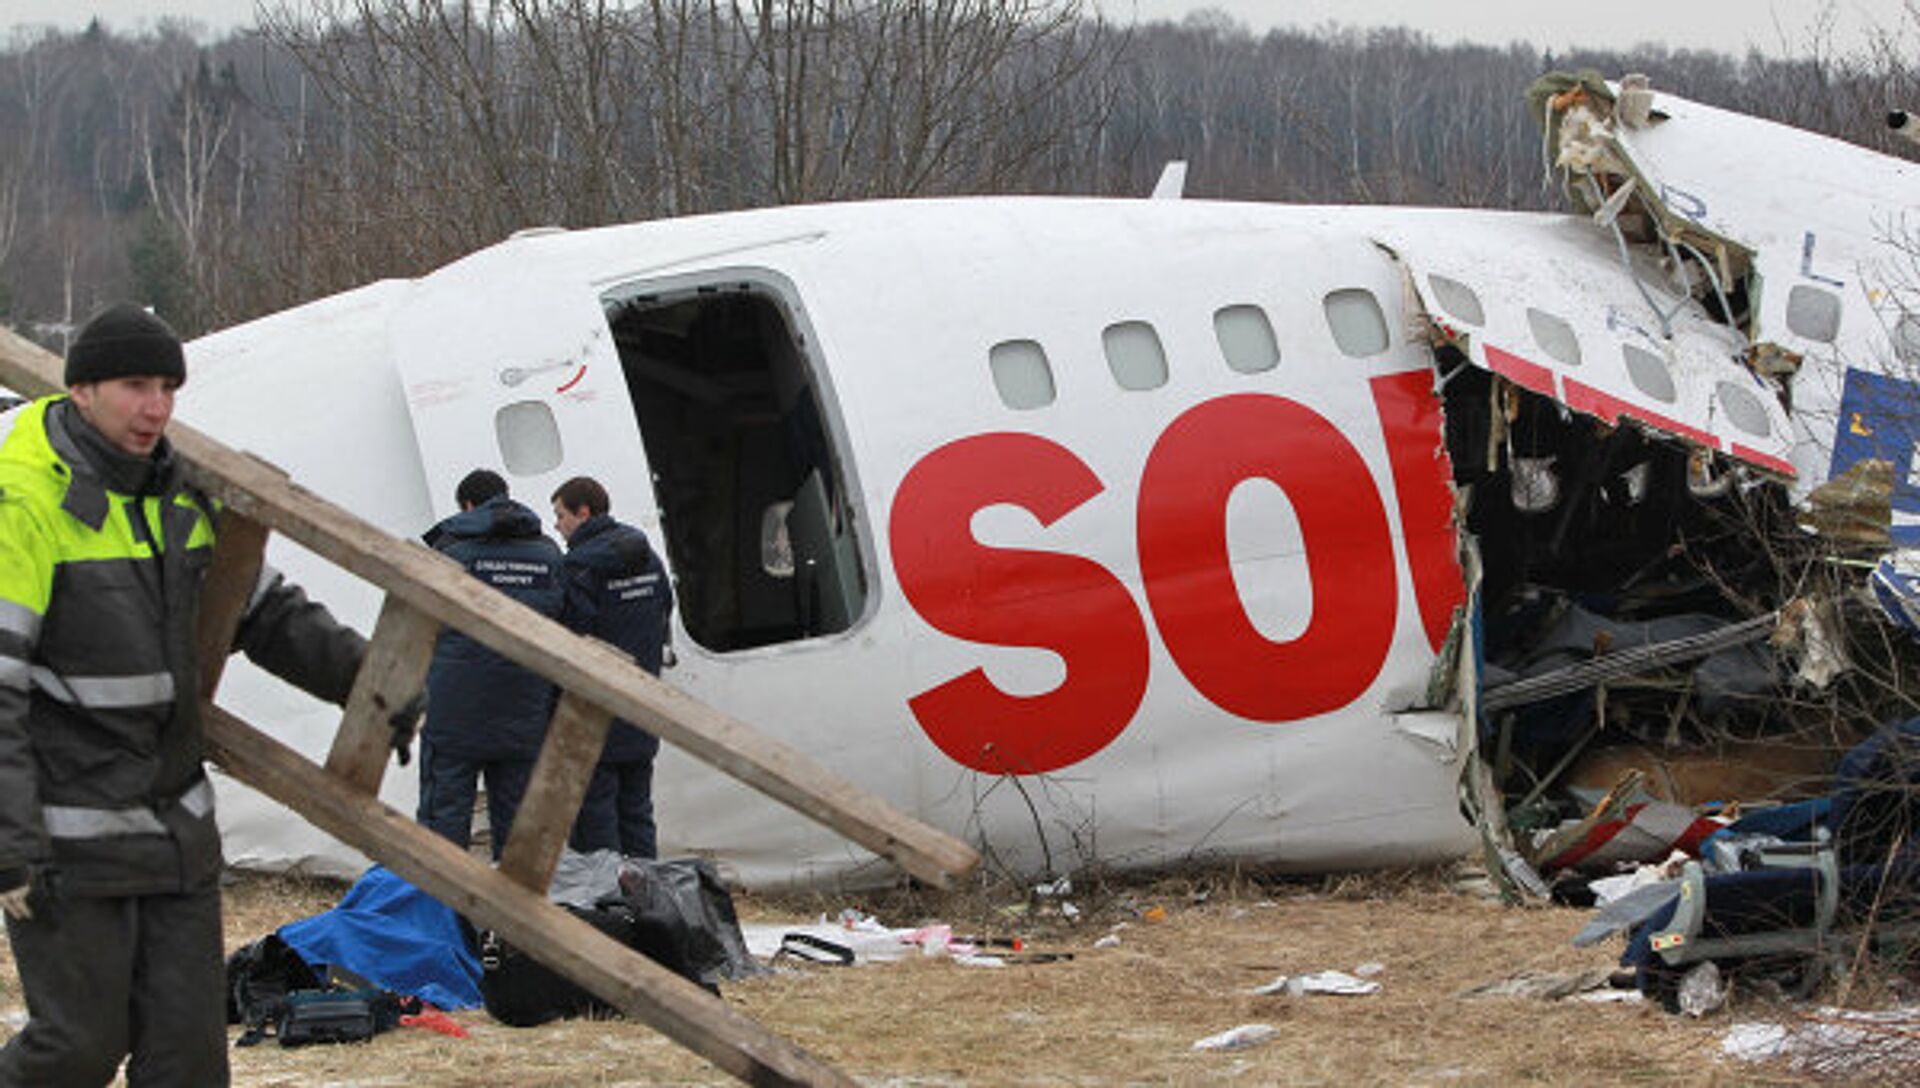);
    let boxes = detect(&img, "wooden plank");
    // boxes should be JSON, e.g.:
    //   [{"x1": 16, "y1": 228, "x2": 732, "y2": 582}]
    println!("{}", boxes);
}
[
  {"x1": 326, "y1": 594, "x2": 439, "y2": 794},
  {"x1": 497, "y1": 690, "x2": 611, "y2": 892},
  {"x1": 0, "y1": 326, "x2": 59, "y2": 397},
  {"x1": 194, "y1": 510, "x2": 269, "y2": 701},
  {"x1": 202, "y1": 704, "x2": 854, "y2": 1088},
  {"x1": 1, "y1": 324, "x2": 978, "y2": 887}
]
